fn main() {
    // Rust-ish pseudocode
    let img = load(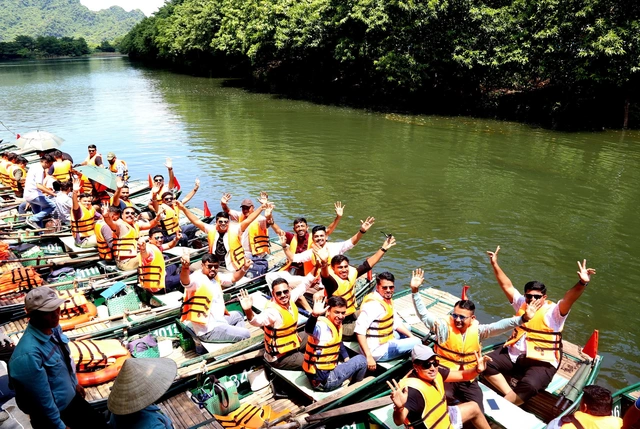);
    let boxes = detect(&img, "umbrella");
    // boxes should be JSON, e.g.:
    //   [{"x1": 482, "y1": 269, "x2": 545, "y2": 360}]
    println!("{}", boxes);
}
[
  {"x1": 15, "y1": 131, "x2": 64, "y2": 151},
  {"x1": 75, "y1": 165, "x2": 117, "y2": 190}
]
